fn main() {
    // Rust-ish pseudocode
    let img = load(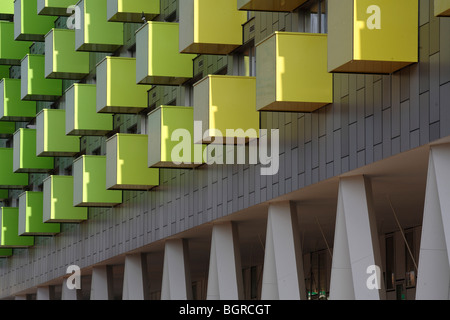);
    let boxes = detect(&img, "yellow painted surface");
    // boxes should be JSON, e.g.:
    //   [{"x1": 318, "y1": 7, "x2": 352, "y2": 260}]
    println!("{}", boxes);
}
[{"x1": 435, "y1": 0, "x2": 450, "y2": 16}]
